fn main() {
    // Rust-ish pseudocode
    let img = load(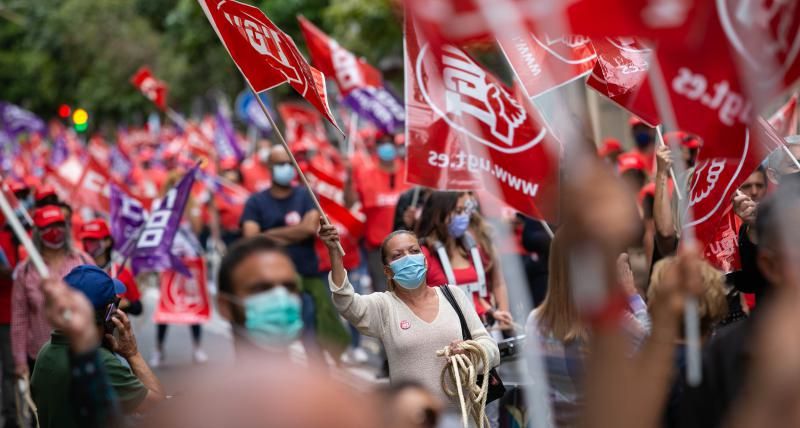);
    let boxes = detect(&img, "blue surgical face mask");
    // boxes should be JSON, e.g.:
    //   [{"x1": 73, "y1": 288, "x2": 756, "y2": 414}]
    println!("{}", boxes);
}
[
  {"x1": 377, "y1": 143, "x2": 397, "y2": 162},
  {"x1": 448, "y1": 212, "x2": 470, "y2": 238},
  {"x1": 243, "y1": 287, "x2": 303, "y2": 346},
  {"x1": 272, "y1": 163, "x2": 296, "y2": 186},
  {"x1": 389, "y1": 253, "x2": 427, "y2": 289}
]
